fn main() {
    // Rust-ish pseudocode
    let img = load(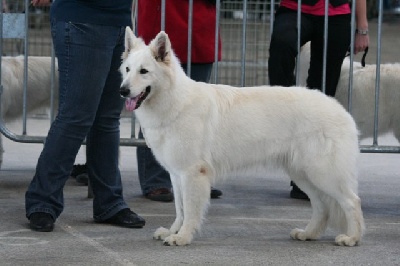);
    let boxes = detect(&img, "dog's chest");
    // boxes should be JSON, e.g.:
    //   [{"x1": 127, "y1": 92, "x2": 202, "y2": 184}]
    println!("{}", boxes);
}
[{"x1": 142, "y1": 128, "x2": 167, "y2": 149}]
